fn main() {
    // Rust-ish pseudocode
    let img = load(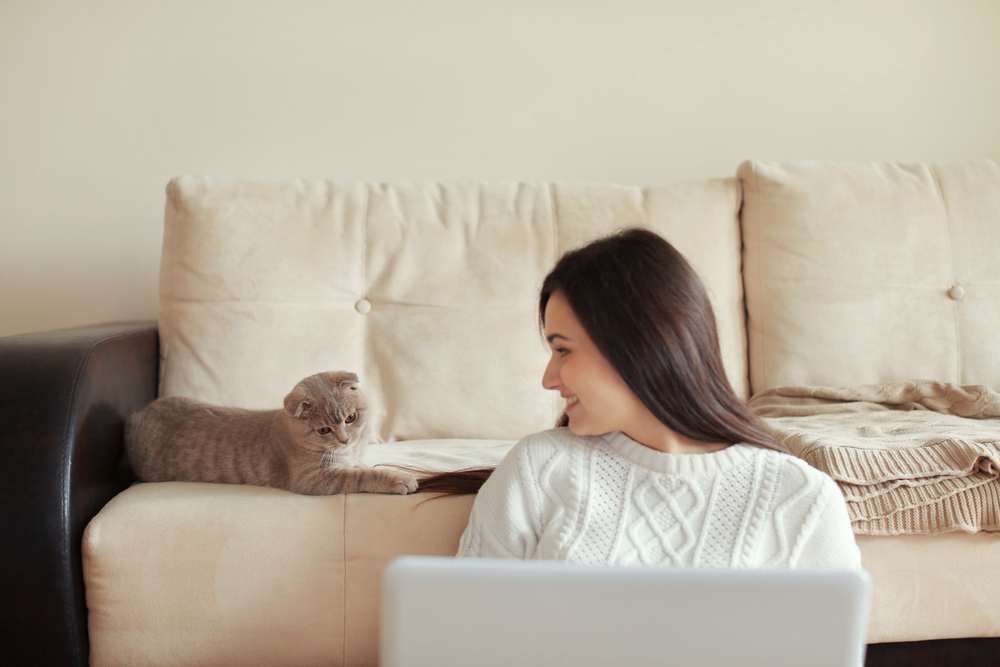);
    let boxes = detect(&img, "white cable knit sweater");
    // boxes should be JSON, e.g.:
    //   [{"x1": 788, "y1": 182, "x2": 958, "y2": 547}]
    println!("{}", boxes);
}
[{"x1": 457, "y1": 428, "x2": 861, "y2": 569}]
